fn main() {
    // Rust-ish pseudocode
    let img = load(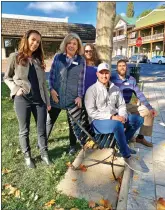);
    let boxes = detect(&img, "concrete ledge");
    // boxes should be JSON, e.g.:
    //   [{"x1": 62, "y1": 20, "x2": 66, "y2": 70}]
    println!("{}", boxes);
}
[{"x1": 116, "y1": 166, "x2": 133, "y2": 210}]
